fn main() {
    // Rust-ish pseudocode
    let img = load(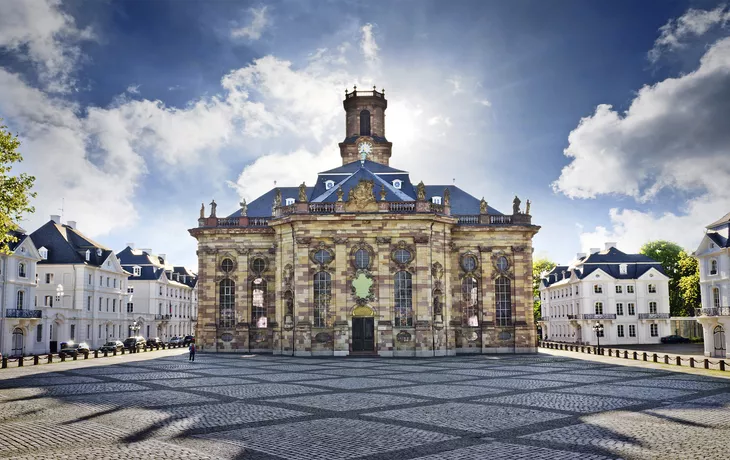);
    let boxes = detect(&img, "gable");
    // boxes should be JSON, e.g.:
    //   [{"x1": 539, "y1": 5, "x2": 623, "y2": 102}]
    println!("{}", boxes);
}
[{"x1": 637, "y1": 266, "x2": 670, "y2": 281}]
